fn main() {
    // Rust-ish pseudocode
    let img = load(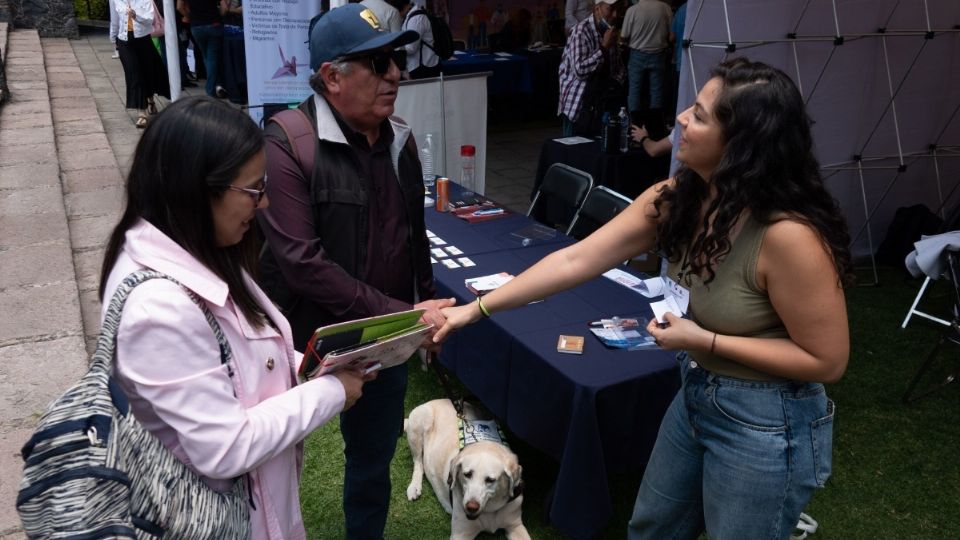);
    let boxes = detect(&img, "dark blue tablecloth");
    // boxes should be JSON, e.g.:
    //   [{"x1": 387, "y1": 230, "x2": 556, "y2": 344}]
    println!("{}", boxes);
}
[
  {"x1": 424, "y1": 202, "x2": 680, "y2": 539},
  {"x1": 440, "y1": 51, "x2": 533, "y2": 95}
]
